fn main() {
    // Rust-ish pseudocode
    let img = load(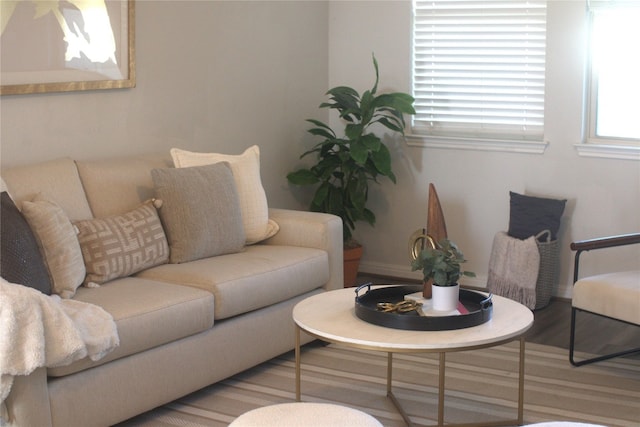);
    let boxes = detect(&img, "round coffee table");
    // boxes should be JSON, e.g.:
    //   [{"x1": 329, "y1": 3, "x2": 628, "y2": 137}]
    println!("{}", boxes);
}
[{"x1": 293, "y1": 285, "x2": 534, "y2": 427}]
